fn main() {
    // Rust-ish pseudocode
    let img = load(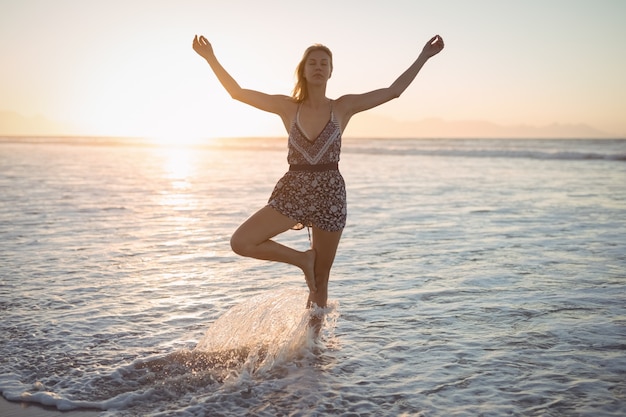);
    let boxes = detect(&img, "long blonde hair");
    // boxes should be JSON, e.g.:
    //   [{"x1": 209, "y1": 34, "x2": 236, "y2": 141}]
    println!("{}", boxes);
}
[{"x1": 292, "y1": 44, "x2": 333, "y2": 103}]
